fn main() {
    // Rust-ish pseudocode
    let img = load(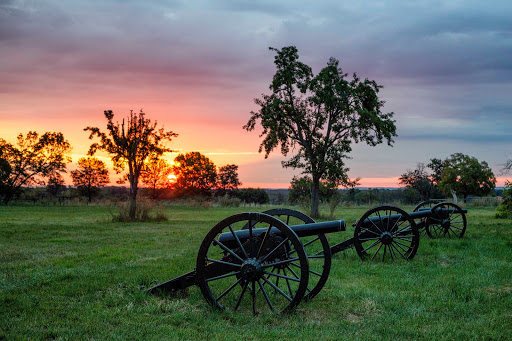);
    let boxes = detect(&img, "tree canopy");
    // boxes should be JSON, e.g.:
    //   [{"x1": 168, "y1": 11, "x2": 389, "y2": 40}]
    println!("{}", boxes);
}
[
  {"x1": 71, "y1": 157, "x2": 110, "y2": 202},
  {"x1": 244, "y1": 46, "x2": 395, "y2": 217},
  {"x1": 172, "y1": 152, "x2": 217, "y2": 197},
  {"x1": 217, "y1": 164, "x2": 242, "y2": 195},
  {"x1": 85, "y1": 110, "x2": 177, "y2": 219},
  {"x1": 438, "y1": 153, "x2": 496, "y2": 202},
  {"x1": 140, "y1": 157, "x2": 173, "y2": 199},
  {"x1": 0, "y1": 132, "x2": 71, "y2": 204},
  {"x1": 399, "y1": 162, "x2": 443, "y2": 201}
]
